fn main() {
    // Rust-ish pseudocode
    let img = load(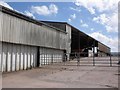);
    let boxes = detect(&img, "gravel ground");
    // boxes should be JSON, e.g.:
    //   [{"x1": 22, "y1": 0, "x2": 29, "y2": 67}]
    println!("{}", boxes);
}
[{"x1": 2, "y1": 59, "x2": 119, "y2": 88}]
